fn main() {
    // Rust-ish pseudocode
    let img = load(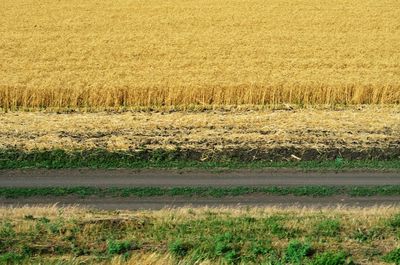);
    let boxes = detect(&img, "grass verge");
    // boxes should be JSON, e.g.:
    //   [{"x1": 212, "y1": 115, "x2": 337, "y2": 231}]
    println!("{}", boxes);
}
[
  {"x1": 0, "y1": 206, "x2": 399, "y2": 264},
  {"x1": 2, "y1": 186, "x2": 400, "y2": 198},
  {"x1": 1, "y1": 149, "x2": 399, "y2": 170}
]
